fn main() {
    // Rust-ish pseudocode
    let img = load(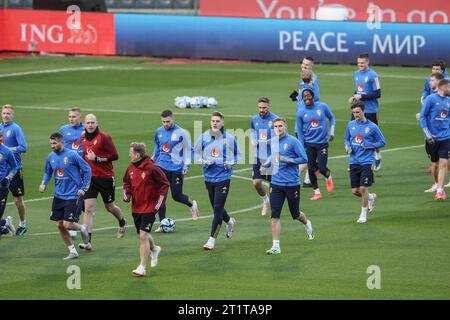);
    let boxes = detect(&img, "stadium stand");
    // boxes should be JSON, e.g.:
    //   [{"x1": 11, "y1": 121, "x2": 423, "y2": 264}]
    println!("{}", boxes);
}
[{"x1": 2, "y1": 0, "x2": 196, "y2": 13}]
